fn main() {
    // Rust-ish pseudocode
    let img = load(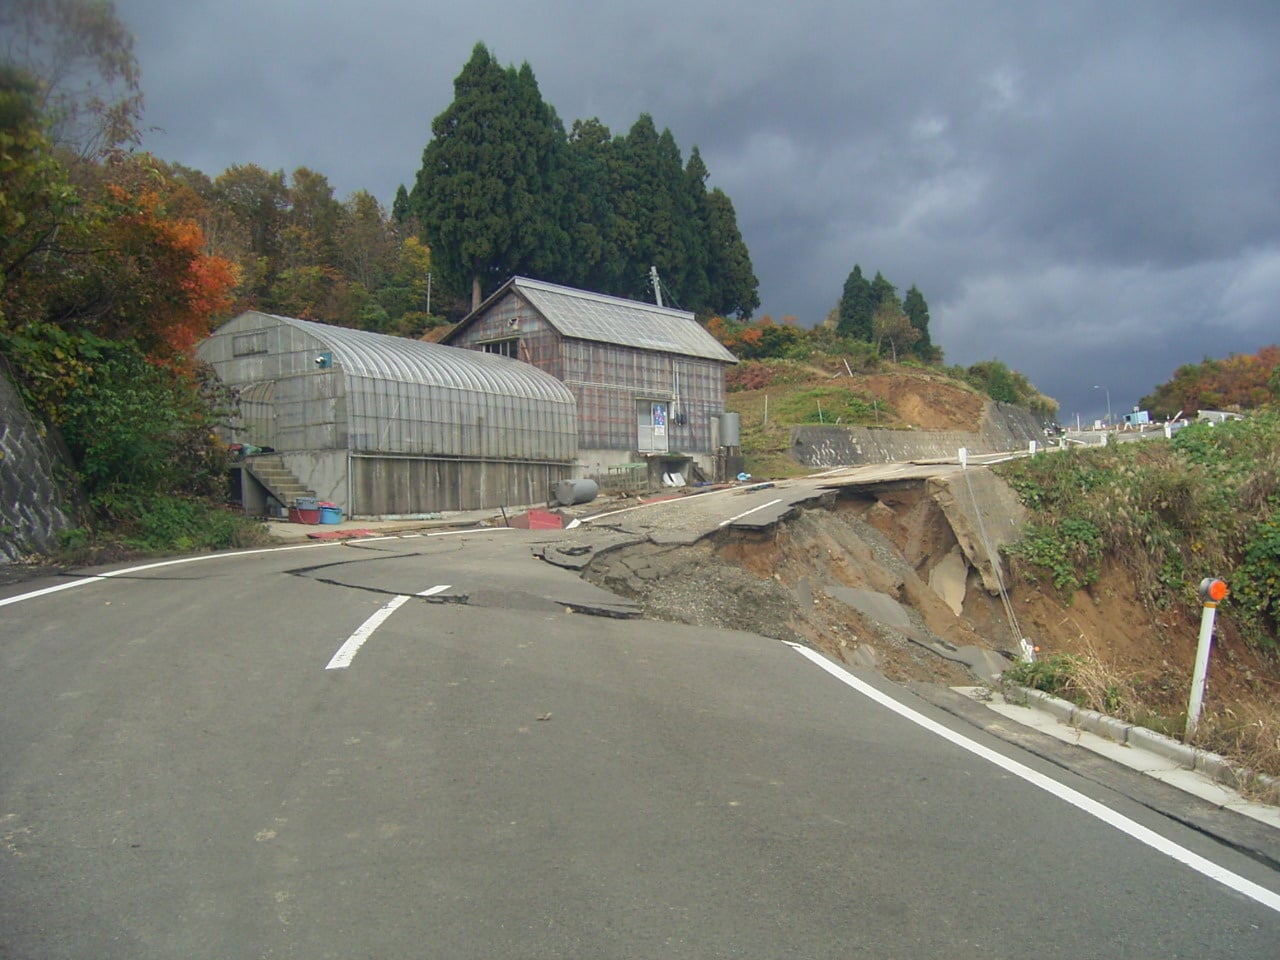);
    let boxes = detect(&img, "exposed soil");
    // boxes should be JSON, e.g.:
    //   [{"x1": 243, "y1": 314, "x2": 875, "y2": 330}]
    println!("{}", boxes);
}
[{"x1": 858, "y1": 372, "x2": 986, "y2": 432}]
